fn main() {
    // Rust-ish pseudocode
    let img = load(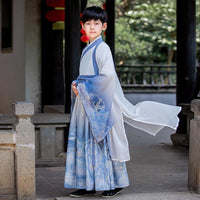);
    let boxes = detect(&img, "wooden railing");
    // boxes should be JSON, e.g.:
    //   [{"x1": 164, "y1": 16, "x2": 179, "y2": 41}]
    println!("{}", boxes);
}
[{"x1": 116, "y1": 65, "x2": 176, "y2": 91}]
